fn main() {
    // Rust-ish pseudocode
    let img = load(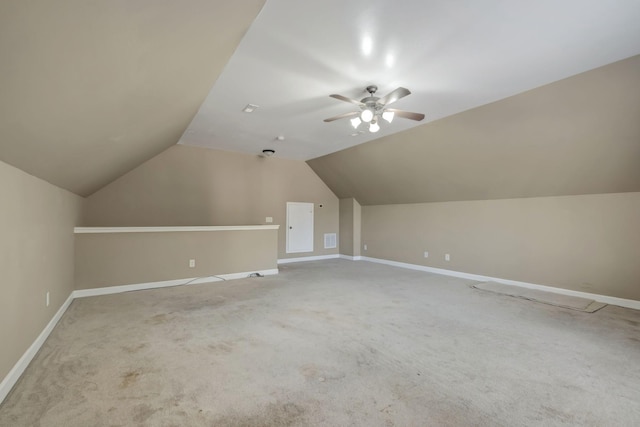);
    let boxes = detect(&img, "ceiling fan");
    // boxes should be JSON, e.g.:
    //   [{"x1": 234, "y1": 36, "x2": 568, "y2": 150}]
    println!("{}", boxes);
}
[{"x1": 324, "y1": 85, "x2": 425, "y2": 133}]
